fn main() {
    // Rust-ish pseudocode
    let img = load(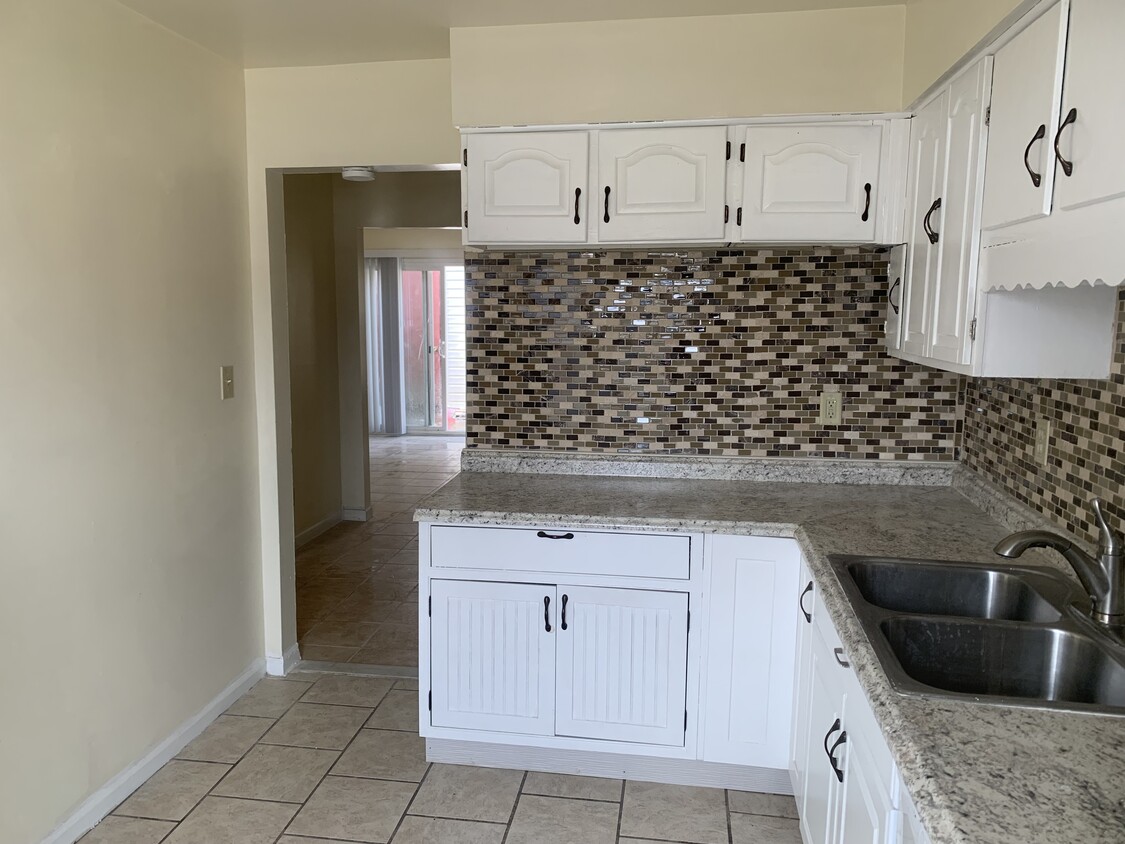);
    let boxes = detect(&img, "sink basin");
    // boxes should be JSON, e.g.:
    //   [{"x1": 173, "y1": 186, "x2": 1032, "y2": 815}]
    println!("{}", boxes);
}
[
  {"x1": 846, "y1": 559, "x2": 1062, "y2": 622},
  {"x1": 881, "y1": 617, "x2": 1125, "y2": 708}
]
